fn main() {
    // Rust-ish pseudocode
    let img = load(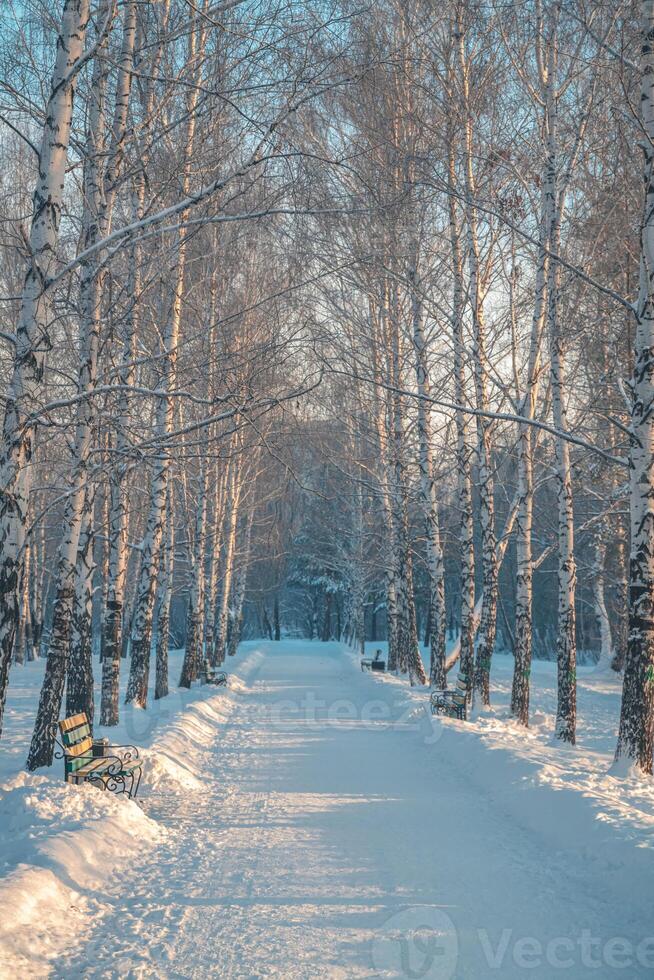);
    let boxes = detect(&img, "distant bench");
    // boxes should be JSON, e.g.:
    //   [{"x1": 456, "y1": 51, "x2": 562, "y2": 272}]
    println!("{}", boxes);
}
[
  {"x1": 361, "y1": 650, "x2": 387, "y2": 673},
  {"x1": 198, "y1": 663, "x2": 228, "y2": 687},
  {"x1": 430, "y1": 672, "x2": 468, "y2": 721},
  {"x1": 53, "y1": 712, "x2": 143, "y2": 799}
]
